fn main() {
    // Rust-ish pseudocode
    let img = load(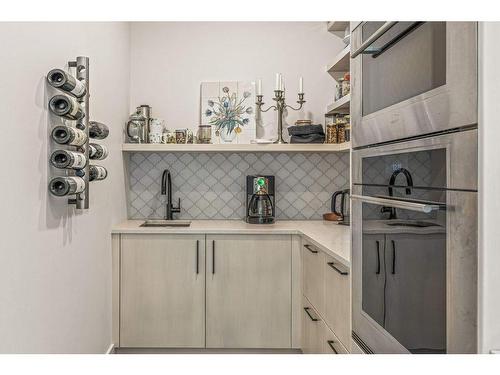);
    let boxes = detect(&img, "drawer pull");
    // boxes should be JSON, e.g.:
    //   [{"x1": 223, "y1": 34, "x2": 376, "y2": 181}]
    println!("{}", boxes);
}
[
  {"x1": 212, "y1": 240, "x2": 215, "y2": 274},
  {"x1": 327, "y1": 340, "x2": 339, "y2": 354},
  {"x1": 375, "y1": 240, "x2": 381, "y2": 275},
  {"x1": 327, "y1": 262, "x2": 349, "y2": 276},
  {"x1": 196, "y1": 240, "x2": 199, "y2": 274},
  {"x1": 303, "y1": 307, "x2": 319, "y2": 322},
  {"x1": 304, "y1": 244, "x2": 318, "y2": 254}
]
